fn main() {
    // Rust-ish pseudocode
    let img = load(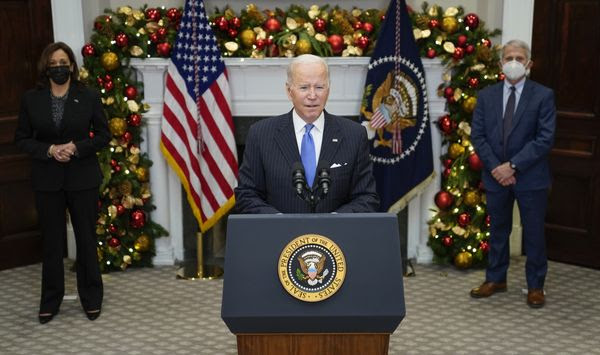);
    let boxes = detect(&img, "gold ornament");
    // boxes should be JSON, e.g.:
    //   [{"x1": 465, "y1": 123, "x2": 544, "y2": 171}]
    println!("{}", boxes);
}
[
  {"x1": 134, "y1": 234, "x2": 151, "y2": 252},
  {"x1": 448, "y1": 143, "x2": 465, "y2": 159},
  {"x1": 123, "y1": 255, "x2": 132, "y2": 264},
  {"x1": 444, "y1": 7, "x2": 459, "y2": 17},
  {"x1": 101, "y1": 52, "x2": 119, "y2": 71},
  {"x1": 462, "y1": 96, "x2": 477, "y2": 113},
  {"x1": 441, "y1": 16, "x2": 459, "y2": 34},
  {"x1": 125, "y1": 16, "x2": 136, "y2": 27},
  {"x1": 464, "y1": 190, "x2": 481, "y2": 207},
  {"x1": 132, "y1": 10, "x2": 144, "y2": 20},
  {"x1": 427, "y1": 5, "x2": 440, "y2": 17},
  {"x1": 109, "y1": 117, "x2": 127, "y2": 137},
  {"x1": 119, "y1": 180, "x2": 133, "y2": 195},
  {"x1": 129, "y1": 45, "x2": 143, "y2": 57},
  {"x1": 295, "y1": 39, "x2": 312, "y2": 55},
  {"x1": 133, "y1": 251, "x2": 142, "y2": 261},
  {"x1": 224, "y1": 41, "x2": 239, "y2": 53},
  {"x1": 135, "y1": 166, "x2": 149, "y2": 182},
  {"x1": 443, "y1": 41, "x2": 456, "y2": 53},
  {"x1": 145, "y1": 21, "x2": 159, "y2": 33},
  {"x1": 461, "y1": 139, "x2": 471, "y2": 147},
  {"x1": 454, "y1": 251, "x2": 473, "y2": 269},
  {"x1": 78, "y1": 67, "x2": 89, "y2": 80},
  {"x1": 107, "y1": 205, "x2": 117, "y2": 218},
  {"x1": 240, "y1": 29, "x2": 256, "y2": 48}
]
